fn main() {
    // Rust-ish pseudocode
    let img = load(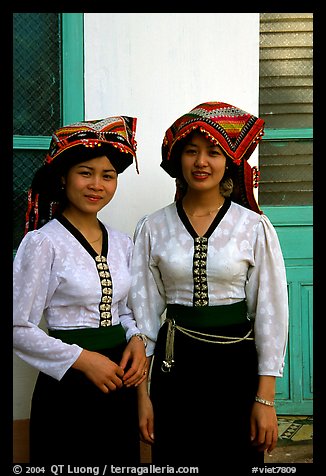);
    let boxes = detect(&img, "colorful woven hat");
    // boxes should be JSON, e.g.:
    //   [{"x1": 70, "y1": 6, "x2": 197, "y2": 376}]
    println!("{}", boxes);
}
[
  {"x1": 46, "y1": 116, "x2": 138, "y2": 173},
  {"x1": 25, "y1": 116, "x2": 138, "y2": 233},
  {"x1": 161, "y1": 102, "x2": 264, "y2": 213}
]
